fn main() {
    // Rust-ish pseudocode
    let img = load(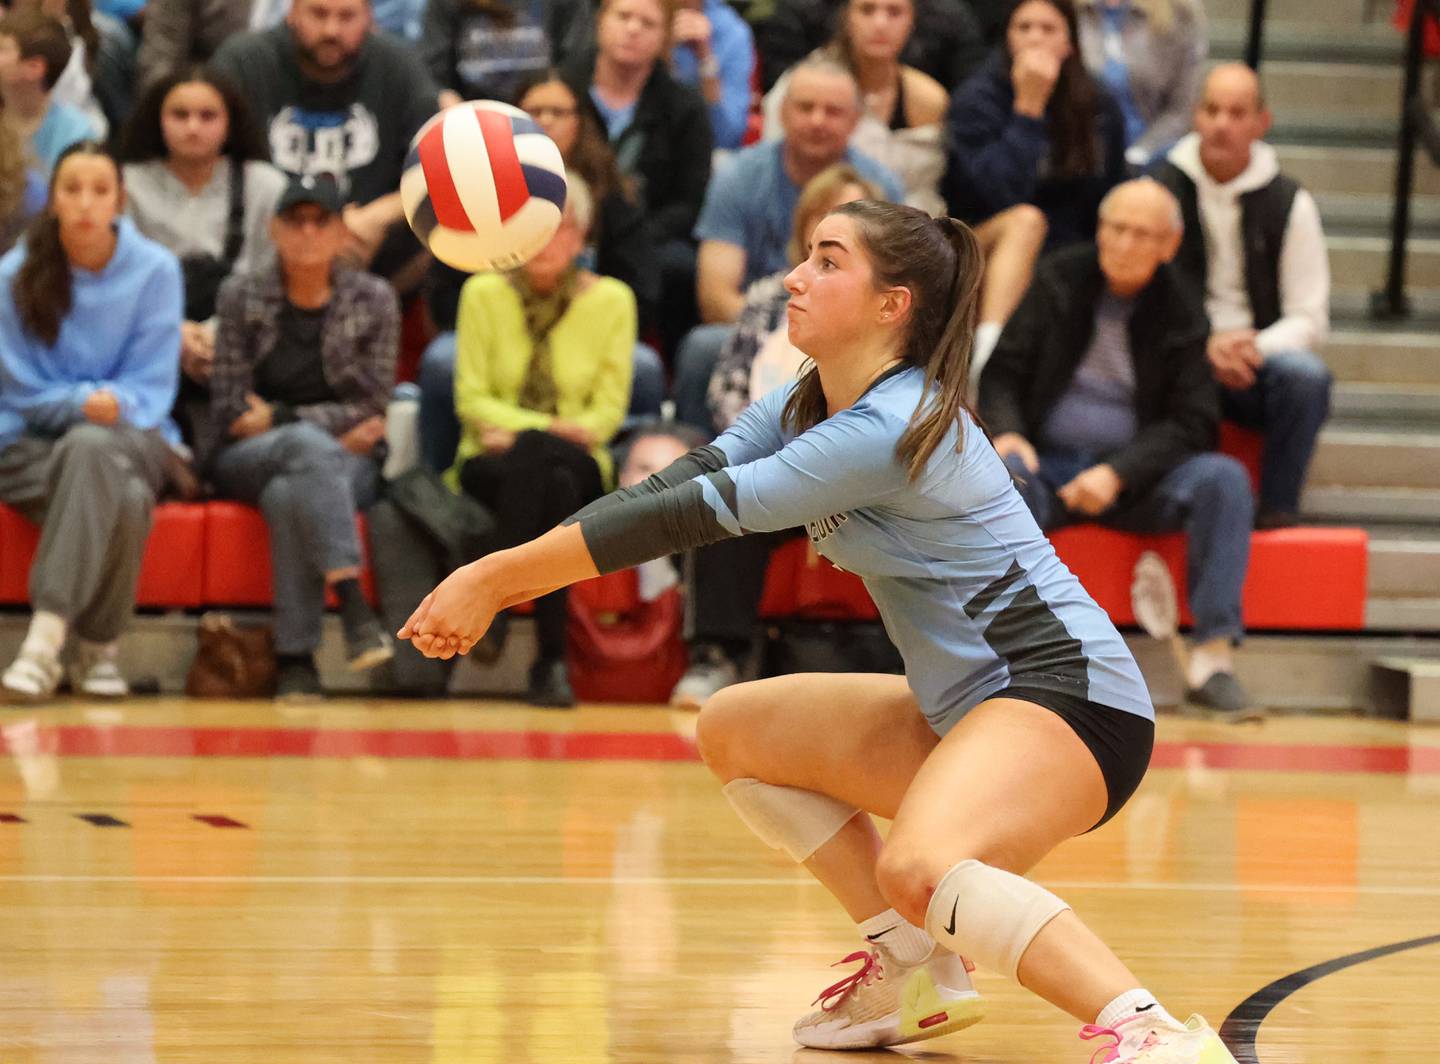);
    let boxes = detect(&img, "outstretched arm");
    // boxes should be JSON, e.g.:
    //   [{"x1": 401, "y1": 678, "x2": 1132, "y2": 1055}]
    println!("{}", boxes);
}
[{"x1": 400, "y1": 388, "x2": 912, "y2": 658}]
